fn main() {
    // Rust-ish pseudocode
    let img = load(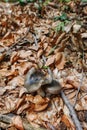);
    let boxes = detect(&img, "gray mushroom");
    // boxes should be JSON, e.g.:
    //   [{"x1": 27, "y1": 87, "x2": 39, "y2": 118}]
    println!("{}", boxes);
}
[
  {"x1": 24, "y1": 67, "x2": 52, "y2": 96},
  {"x1": 45, "y1": 79, "x2": 62, "y2": 94}
]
